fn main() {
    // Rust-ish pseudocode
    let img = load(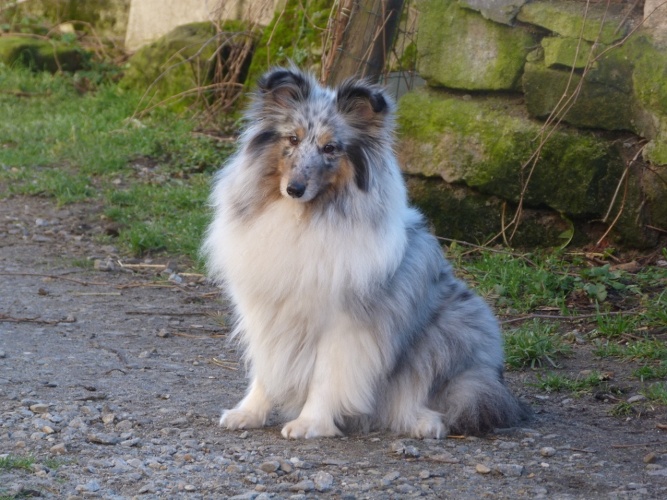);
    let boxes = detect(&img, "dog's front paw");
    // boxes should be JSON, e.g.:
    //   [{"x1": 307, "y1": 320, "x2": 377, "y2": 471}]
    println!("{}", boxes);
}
[
  {"x1": 281, "y1": 417, "x2": 343, "y2": 439},
  {"x1": 410, "y1": 410, "x2": 446, "y2": 439},
  {"x1": 220, "y1": 408, "x2": 266, "y2": 430}
]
